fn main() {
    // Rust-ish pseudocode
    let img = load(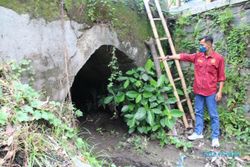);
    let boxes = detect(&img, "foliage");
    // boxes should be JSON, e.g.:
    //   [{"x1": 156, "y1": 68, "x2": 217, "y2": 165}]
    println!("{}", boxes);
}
[
  {"x1": 226, "y1": 26, "x2": 250, "y2": 66},
  {"x1": 102, "y1": 59, "x2": 184, "y2": 146},
  {"x1": 215, "y1": 8, "x2": 233, "y2": 32},
  {"x1": 0, "y1": 61, "x2": 105, "y2": 166},
  {"x1": 205, "y1": 106, "x2": 250, "y2": 146}
]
